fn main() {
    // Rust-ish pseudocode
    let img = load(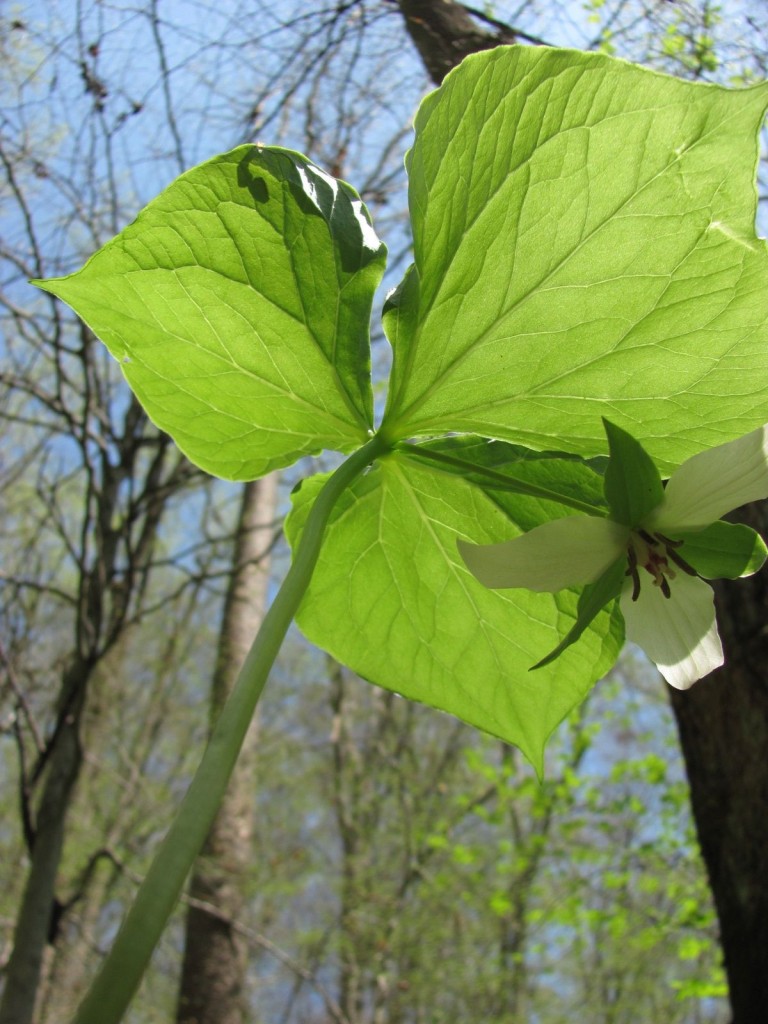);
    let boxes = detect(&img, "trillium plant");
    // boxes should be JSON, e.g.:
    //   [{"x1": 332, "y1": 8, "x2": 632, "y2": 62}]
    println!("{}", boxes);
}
[
  {"x1": 459, "y1": 420, "x2": 768, "y2": 689},
  {"x1": 34, "y1": 46, "x2": 768, "y2": 1024}
]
